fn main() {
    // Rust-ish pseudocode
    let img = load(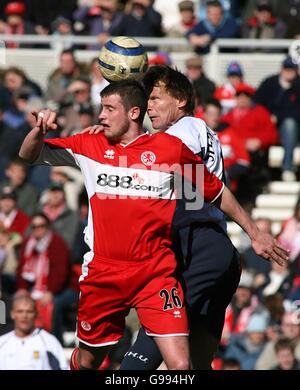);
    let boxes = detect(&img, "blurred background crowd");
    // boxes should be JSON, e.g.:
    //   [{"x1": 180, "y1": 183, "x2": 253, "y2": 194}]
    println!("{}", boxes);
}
[{"x1": 1, "y1": 0, "x2": 300, "y2": 370}]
